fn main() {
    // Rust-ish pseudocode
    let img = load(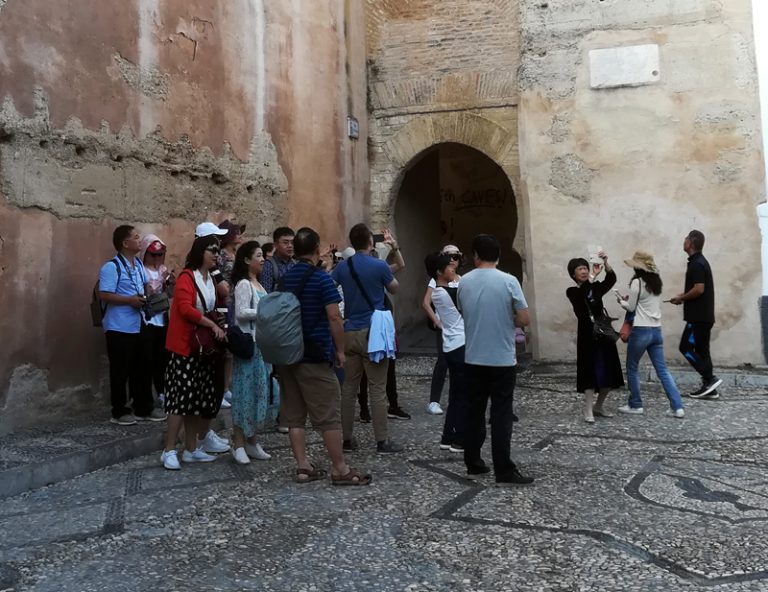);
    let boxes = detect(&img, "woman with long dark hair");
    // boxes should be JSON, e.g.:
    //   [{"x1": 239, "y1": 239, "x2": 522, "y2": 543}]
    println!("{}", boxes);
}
[
  {"x1": 616, "y1": 251, "x2": 684, "y2": 417},
  {"x1": 160, "y1": 234, "x2": 228, "y2": 470},
  {"x1": 566, "y1": 251, "x2": 624, "y2": 423},
  {"x1": 229, "y1": 241, "x2": 279, "y2": 464}
]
